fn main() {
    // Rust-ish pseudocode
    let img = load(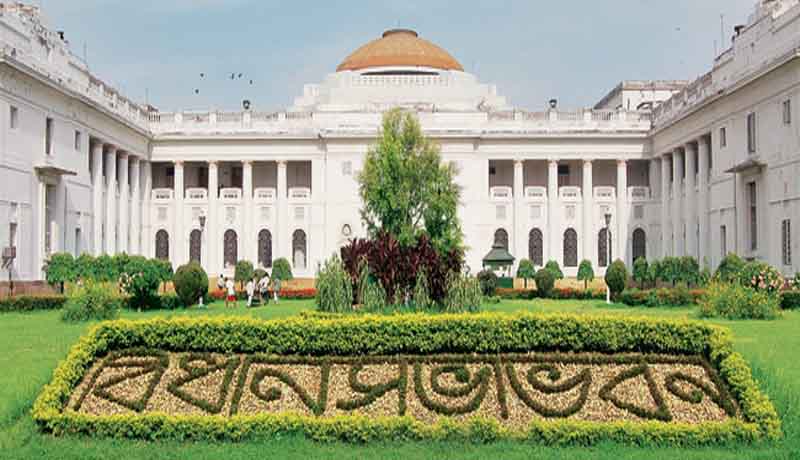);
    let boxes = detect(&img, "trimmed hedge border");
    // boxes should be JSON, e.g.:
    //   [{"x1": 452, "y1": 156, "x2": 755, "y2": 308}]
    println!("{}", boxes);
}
[
  {"x1": 0, "y1": 295, "x2": 67, "y2": 312},
  {"x1": 33, "y1": 313, "x2": 781, "y2": 445}
]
